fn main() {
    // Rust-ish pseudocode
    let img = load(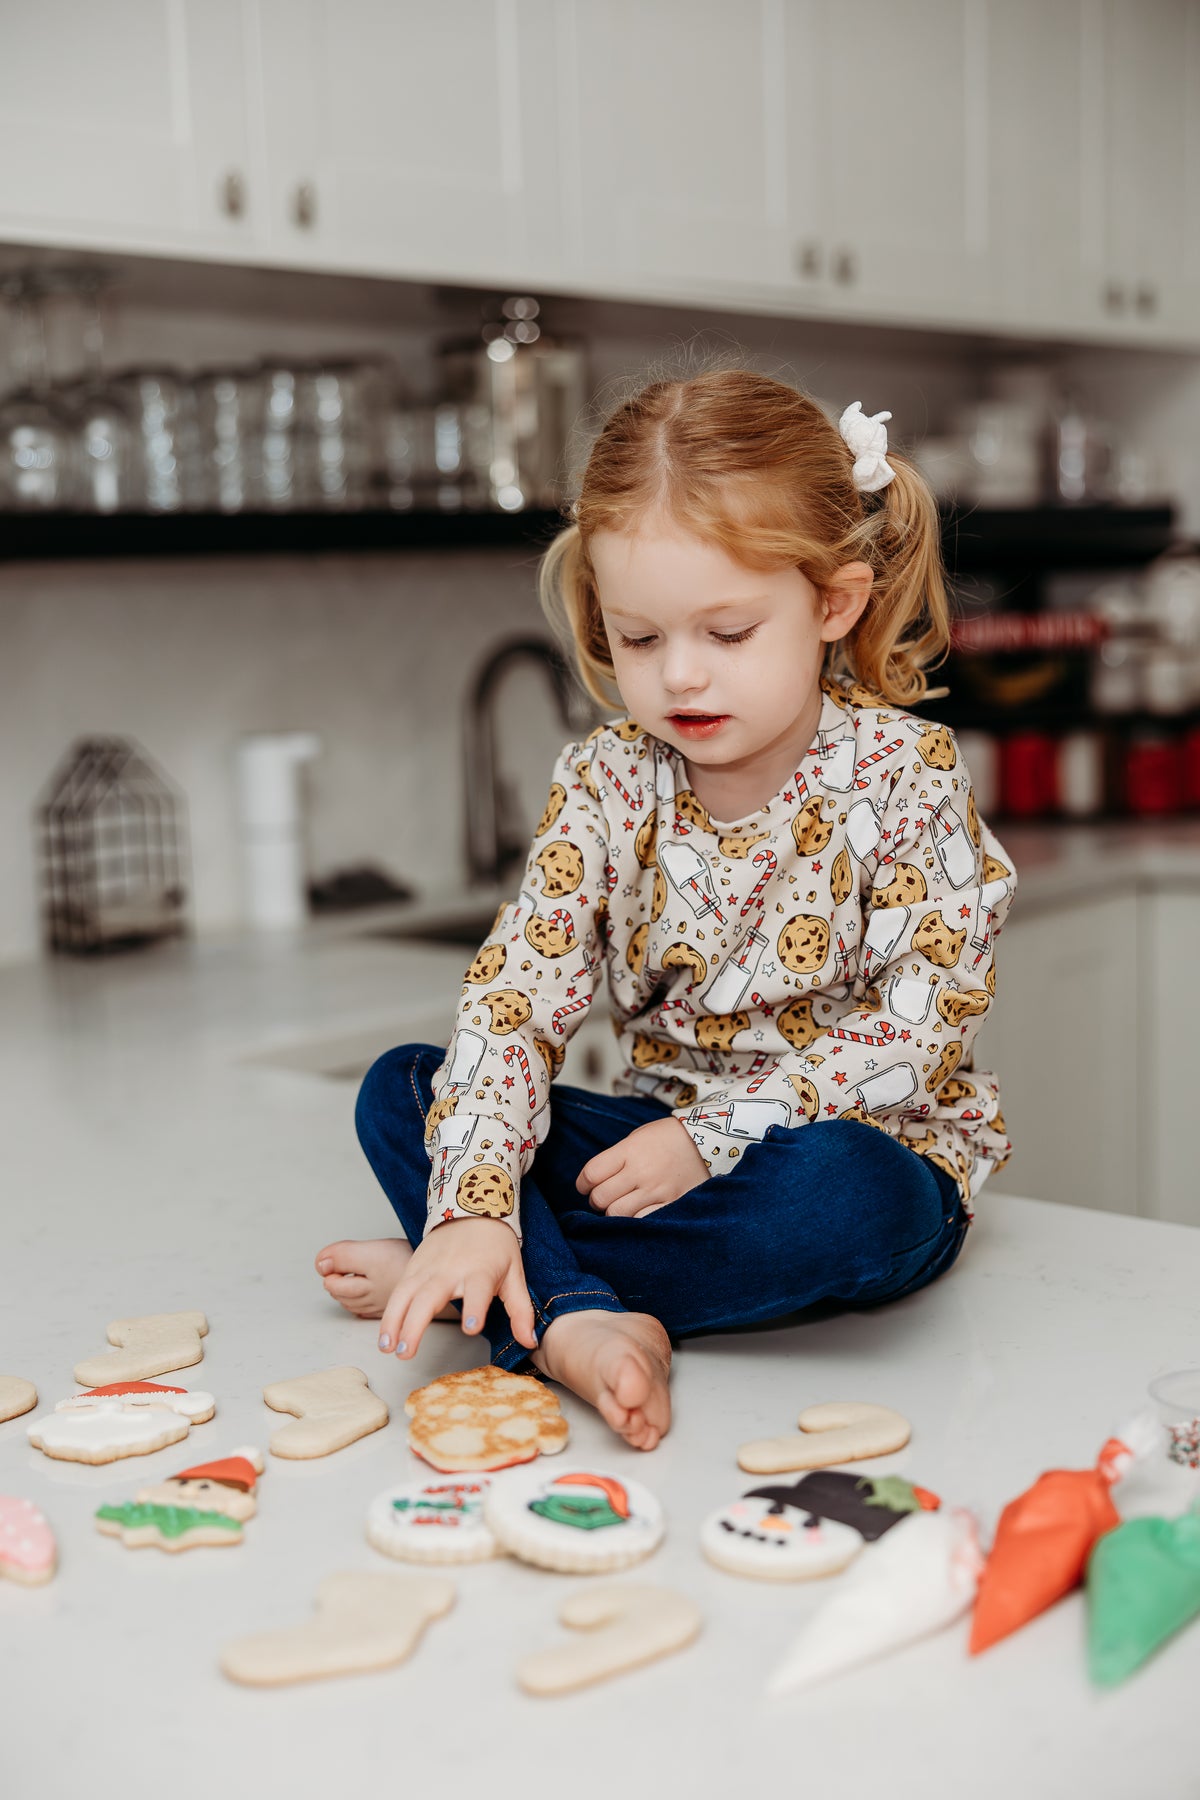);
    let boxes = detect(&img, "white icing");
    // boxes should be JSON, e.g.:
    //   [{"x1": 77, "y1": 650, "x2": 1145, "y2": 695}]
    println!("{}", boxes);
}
[
  {"x1": 366, "y1": 1478, "x2": 497, "y2": 1561},
  {"x1": 701, "y1": 1496, "x2": 864, "y2": 1579},
  {"x1": 485, "y1": 1466, "x2": 664, "y2": 1570},
  {"x1": 28, "y1": 1407, "x2": 191, "y2": 1455},
  {"x1": 57, "y1": 1388, "x2": 214, "y2": 1420}
]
